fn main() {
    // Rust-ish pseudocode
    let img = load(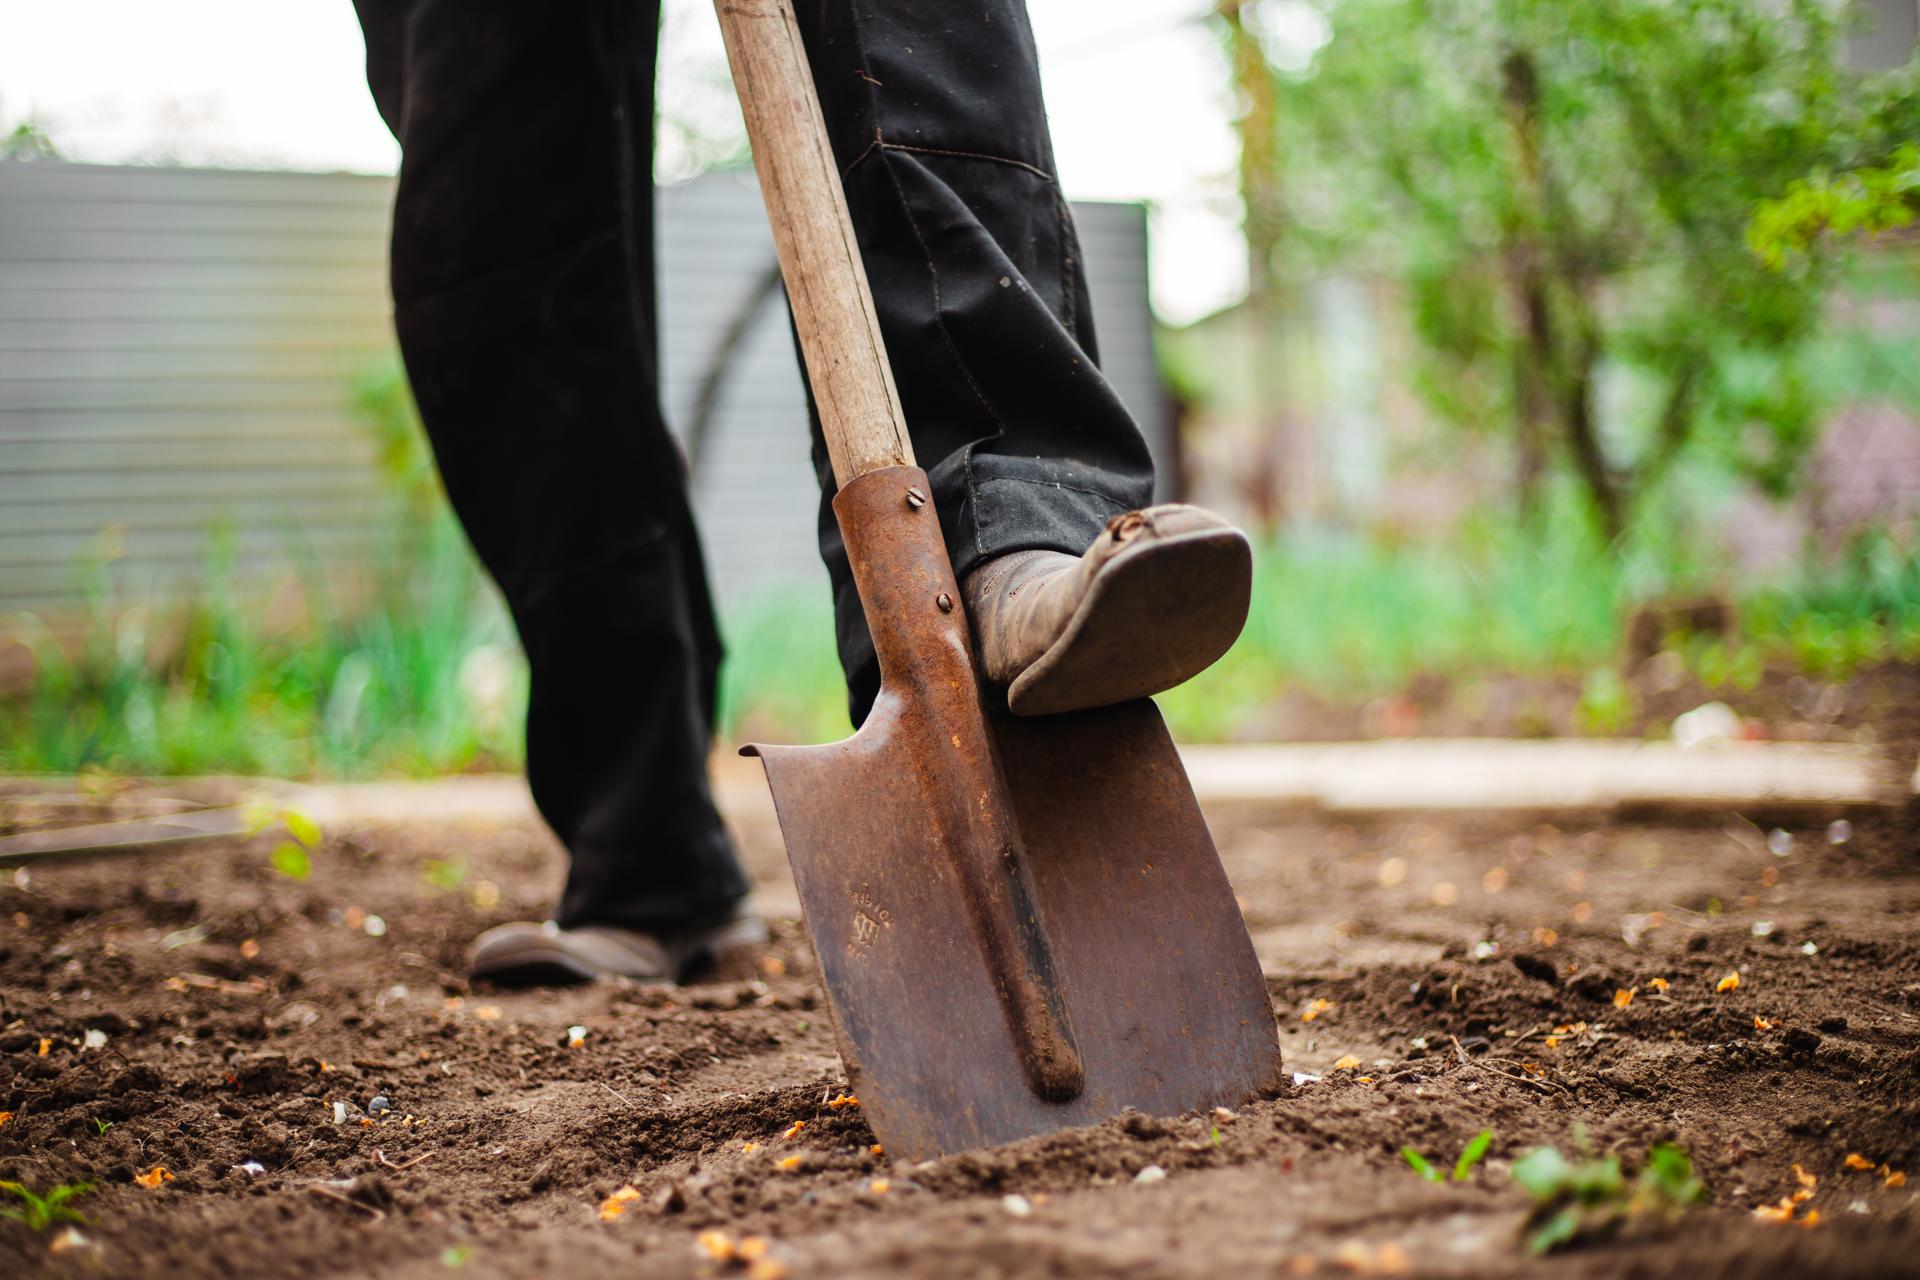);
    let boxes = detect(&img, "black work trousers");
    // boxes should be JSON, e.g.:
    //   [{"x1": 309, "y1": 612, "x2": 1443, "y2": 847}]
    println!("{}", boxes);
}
[{"x1": 351, "y1": 0, "x2": 1155, "y2": 931}]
